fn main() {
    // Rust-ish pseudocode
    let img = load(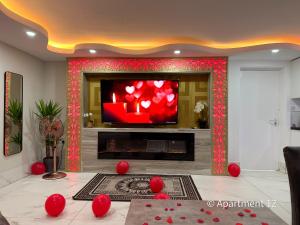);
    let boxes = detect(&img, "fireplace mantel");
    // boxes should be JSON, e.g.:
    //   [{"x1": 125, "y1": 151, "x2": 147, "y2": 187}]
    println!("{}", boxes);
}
[
  {"x1": 83, "y1": 127, "x2": 209, "y2": 133},
  {"x1": 81, "y1": 127, "x2": 211, "y2": 174}
]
